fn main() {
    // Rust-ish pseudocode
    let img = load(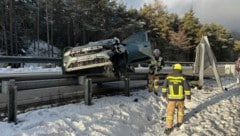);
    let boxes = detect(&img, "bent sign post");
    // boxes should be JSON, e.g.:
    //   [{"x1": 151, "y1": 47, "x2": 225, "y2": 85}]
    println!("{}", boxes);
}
[{"x1": 193, "y1": 36, "x2": 223, "y2": 91}]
